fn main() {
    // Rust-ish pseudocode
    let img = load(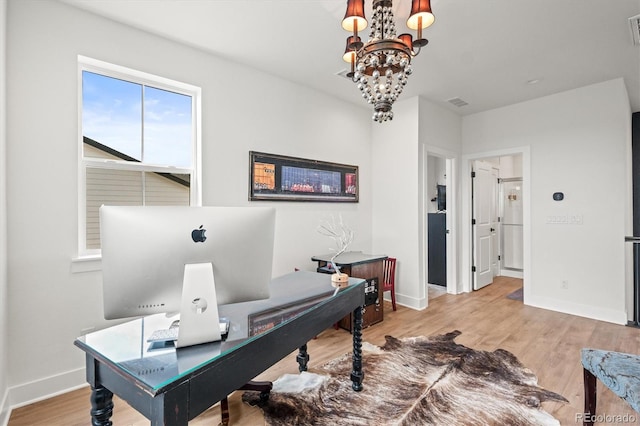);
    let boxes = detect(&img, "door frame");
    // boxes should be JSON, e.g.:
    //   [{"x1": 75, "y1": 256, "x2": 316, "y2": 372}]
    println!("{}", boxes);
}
[
  {"x1": 461, "y1": 146, "x2": 531, "y2": 299},
  {"x1": 423, "y1": 145, "x2": 458, "y2": 297}
]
